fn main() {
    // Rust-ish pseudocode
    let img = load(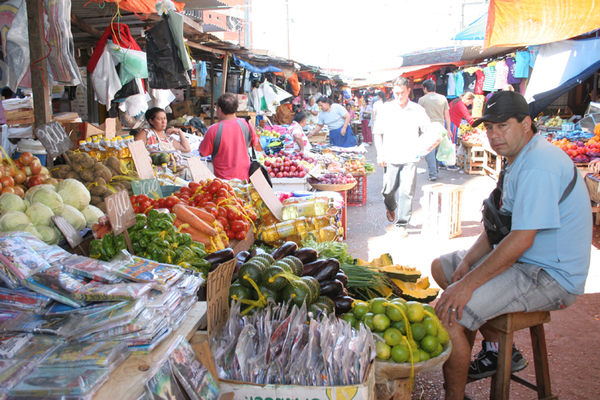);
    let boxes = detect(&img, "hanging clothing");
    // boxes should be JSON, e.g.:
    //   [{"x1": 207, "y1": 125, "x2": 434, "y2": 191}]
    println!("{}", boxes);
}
[
  {"x1": 471, "y1": 95, "x2": 485, "y2": 118},
  {"x1": 515, "y1": 51, "x2": 531, "y2": 78},
  {"x1": 482, "y1": 65, "x2": 497, "y2": 92},
  {"x1": 463, "y1": 71, "x2": 477, "y2": 93},
  {"x1": 455, "y1": 72, "x2": 465, "y2": 97},
  {"x1": 474, "y1": 69, "x2": 485, "y2": 94},
  {"x1": 446, "y1": 72, "x2": 457, "y2": 98},
  {"x1": 494, "y1": 60, "x2": 509, "y2": 90},
  {"x1": 435, "y1": 70, "x2": 448, "y2": 95},
  {"x1": 505, "y1": 57, "x2": 521, "y2": 85}
]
